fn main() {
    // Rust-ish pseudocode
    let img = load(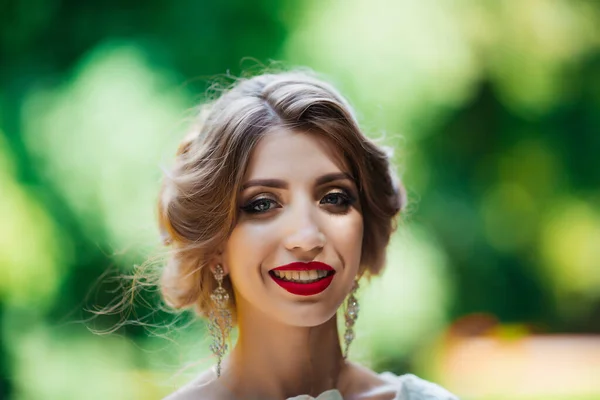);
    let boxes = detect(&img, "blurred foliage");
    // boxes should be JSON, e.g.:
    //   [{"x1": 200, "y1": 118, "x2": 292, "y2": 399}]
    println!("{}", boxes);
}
[{"x1": 1, "y1": 0, "x2": 600, "y2": 399}]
